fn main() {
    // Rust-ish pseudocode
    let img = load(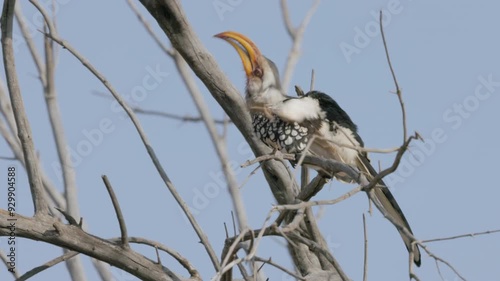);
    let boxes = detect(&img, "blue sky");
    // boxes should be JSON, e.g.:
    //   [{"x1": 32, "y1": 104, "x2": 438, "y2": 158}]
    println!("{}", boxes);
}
[{"x1": 1, "y1": 0, "x2": 499, "y2": 280}]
